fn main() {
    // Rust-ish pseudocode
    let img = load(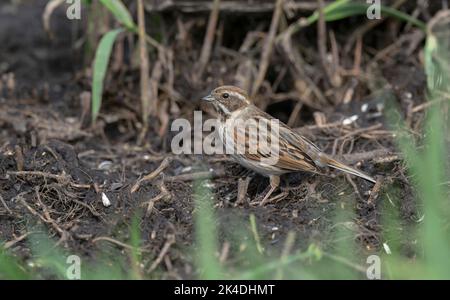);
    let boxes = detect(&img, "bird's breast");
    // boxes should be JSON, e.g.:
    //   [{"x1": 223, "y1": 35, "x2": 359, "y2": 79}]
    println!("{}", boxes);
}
[{"x1": 215, "y1": 111, "x2": 287, "y2": 176}]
